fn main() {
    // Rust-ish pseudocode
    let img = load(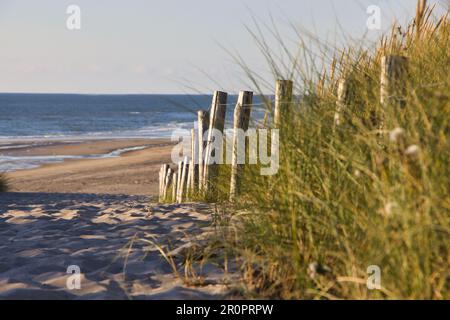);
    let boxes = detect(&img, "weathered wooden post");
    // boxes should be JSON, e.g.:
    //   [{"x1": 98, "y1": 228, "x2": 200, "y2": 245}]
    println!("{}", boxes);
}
[
  {"x1": 158, "y1": 164, "x2": 168, "y2": 202},
  {"x1": 380, "y1": 55, "x2": 409, "y2": 130},
  {"x1": 162, "y1": 168, "x2": 172, "y2": 201},
  {"x1": 186, "y1": 158, "x2": 194, "y2": 199},
  {"x1": 189, "y1": 128, "x2": 196, "y2": 193},
  {"x1": 334, "y1": 79, "x2": 348, "y2": 128},
  {"x1": 274, "y1": 80, "x2": 293, "y2": 128},
  {"x1": 203, "y1": 91, "x2": 228, "y2": 194},
  {"x1": 172, "y1": 172, "x2": 178, "y2": 202},
  {"x1": 176, "y1": 161, "x2": 183, "y2": 200},
  {"x1": 158, "y1": 165, "x2": 163, "y2": 201},
  {"x1": 182, "y1": 157, "x2": 189, "y2": 202},
  {"x1": 229, "y1": 91, "x2": 253, "y2": 201},
  {"x1": 177, "y1": 157, "x2": 189, "y2": 203},
  {"x1": 197, "y1": 110, "x2": 209, "y2": 192},
  {"x1": 270, "y1": 80, "x2": 293, "y2": 181},
  {"x1": 380, "y1": 55, "x2": 408, "y2": 107}
]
